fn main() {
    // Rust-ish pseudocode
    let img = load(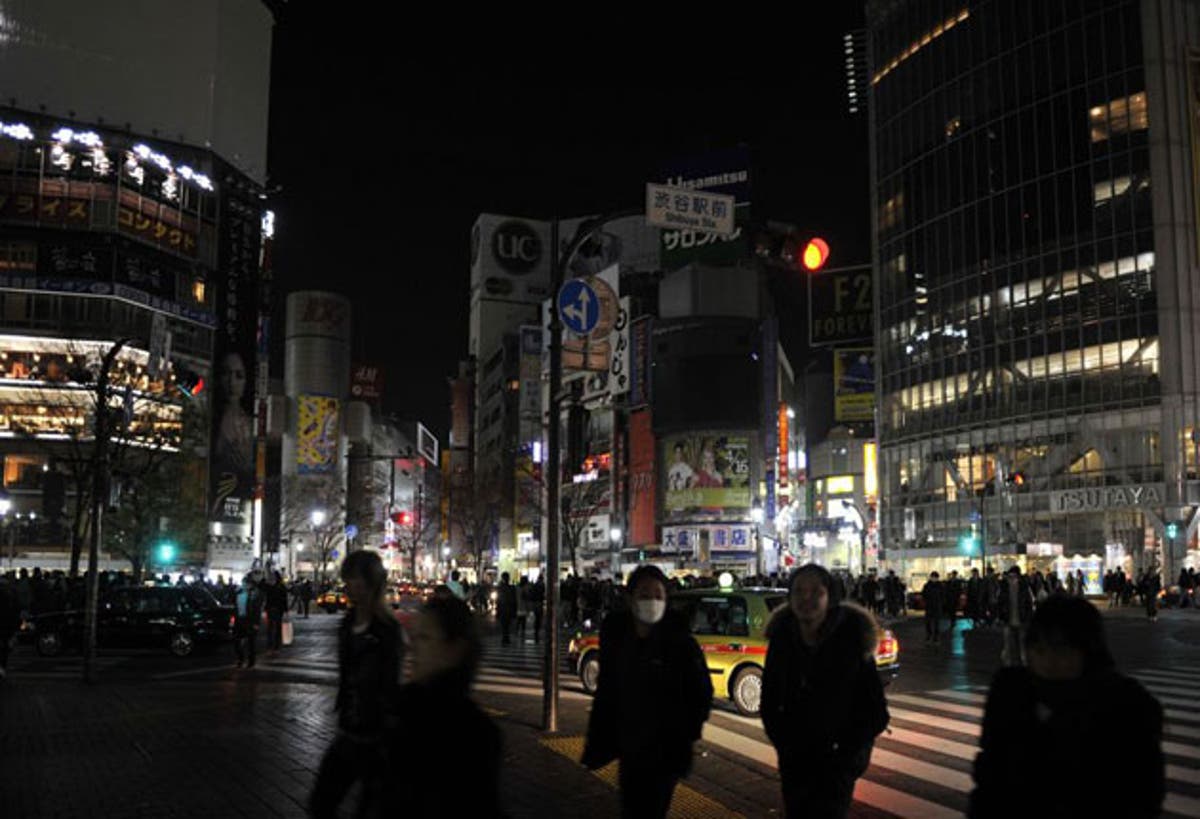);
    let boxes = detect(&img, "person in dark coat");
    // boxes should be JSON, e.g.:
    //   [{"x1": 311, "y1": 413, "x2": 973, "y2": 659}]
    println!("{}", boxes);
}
[
  {"x1": 495, "y1": 571, "x2": 517, "y2": 646},
  {"x1": 921, "y1": 572, "x2": 945, "y2": 643},
  {"x1": 582, "y1": 564, "x2": 712, "y2": 819},
  {"x1": 969, "y1": 595, "x2": 1164, "y2": 819},
  {"x1": 388, "y1": 594, "x2": 501, "y2": 818},
  {"x1": 966, "y1": 567, "x2": 983, "y2": 628},
  {"x1": 761, "y1": 564, "x2": 890, "y2": 819},
  {"x1": 1142, "y1": 569, "x2": 1161, "y2": 621},
  {"x1": 997, "y1": 566, "x2": 1035, "y2": 665},
  {"x1": 310, "y1": 551, "x2": 403, "y2": 819}
]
